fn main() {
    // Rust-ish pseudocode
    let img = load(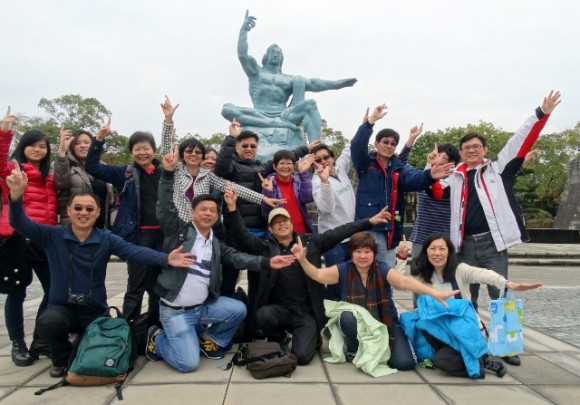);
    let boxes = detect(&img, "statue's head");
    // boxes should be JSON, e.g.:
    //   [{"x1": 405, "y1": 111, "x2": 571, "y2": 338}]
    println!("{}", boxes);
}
[{"x1": 262, "y1": 44, "x2": 284, "y2": 70}]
